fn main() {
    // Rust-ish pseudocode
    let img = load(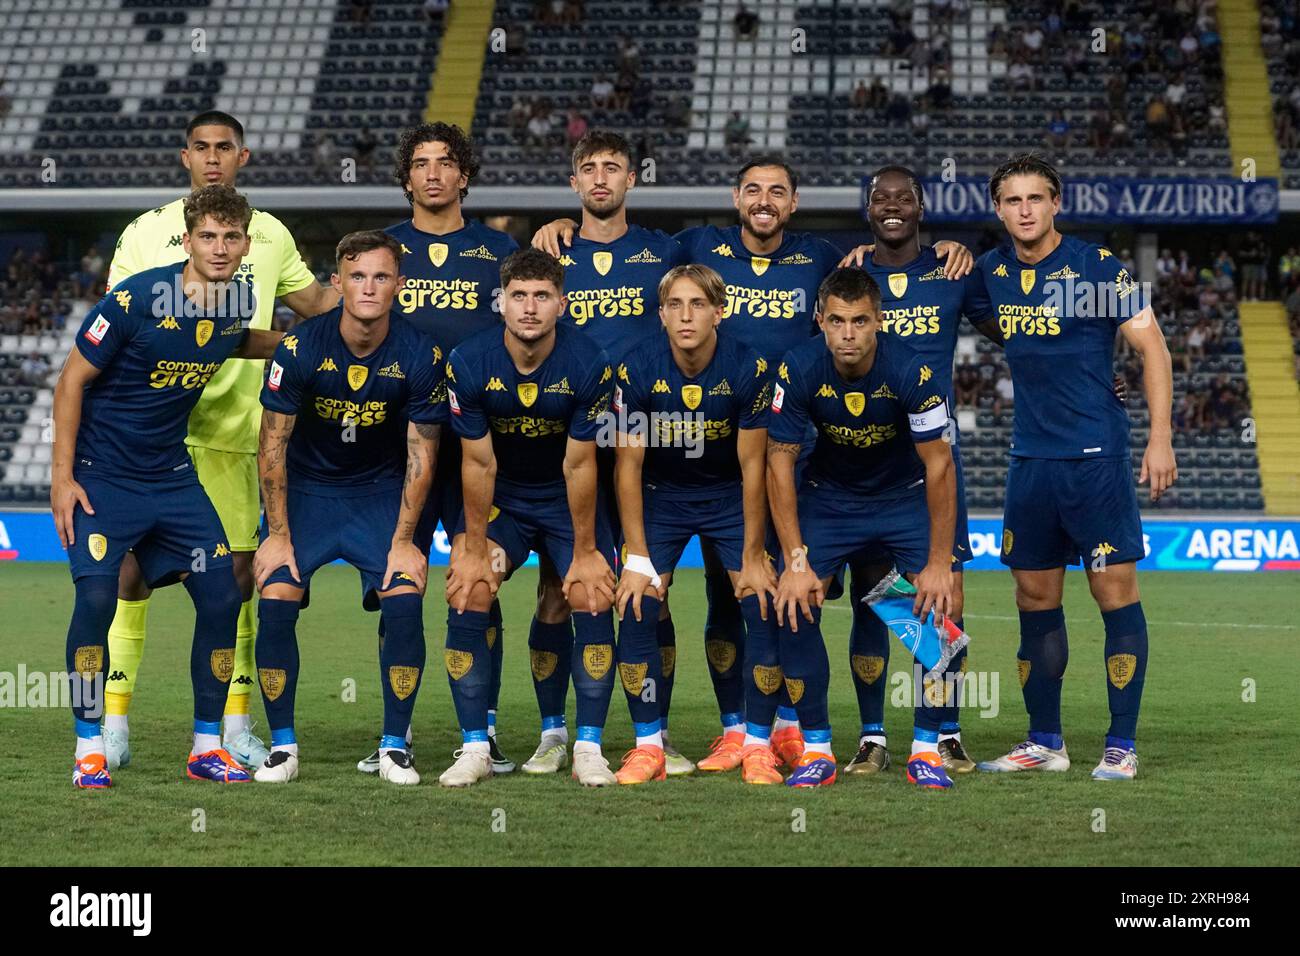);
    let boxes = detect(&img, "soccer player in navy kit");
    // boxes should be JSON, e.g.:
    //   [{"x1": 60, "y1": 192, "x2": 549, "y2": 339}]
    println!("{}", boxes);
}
[
  {"x1": 252, "y1": 231, "x2": 446, "y2": 786},
  {"x1": 610, "y1": 264, "x2": 778, "y2": 785},
  {"x1": 51, "y1": 185, "x2": 284, "y2": 788},
  {"x1": 353, "y1": 123, "x2": 520, "y2": 776},
  {"x1": 972, "y1": 155, "x2": 1176, "y2": 780},
  {"x1": 767, "y1": 268, "x2": 964, "y2": 789},
  {"x1": 522, "y1": 131, "x2": 696, "y2": 776},
  {"x1": 441, "y1": 248, "x2": 618, "y2": 788}
]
